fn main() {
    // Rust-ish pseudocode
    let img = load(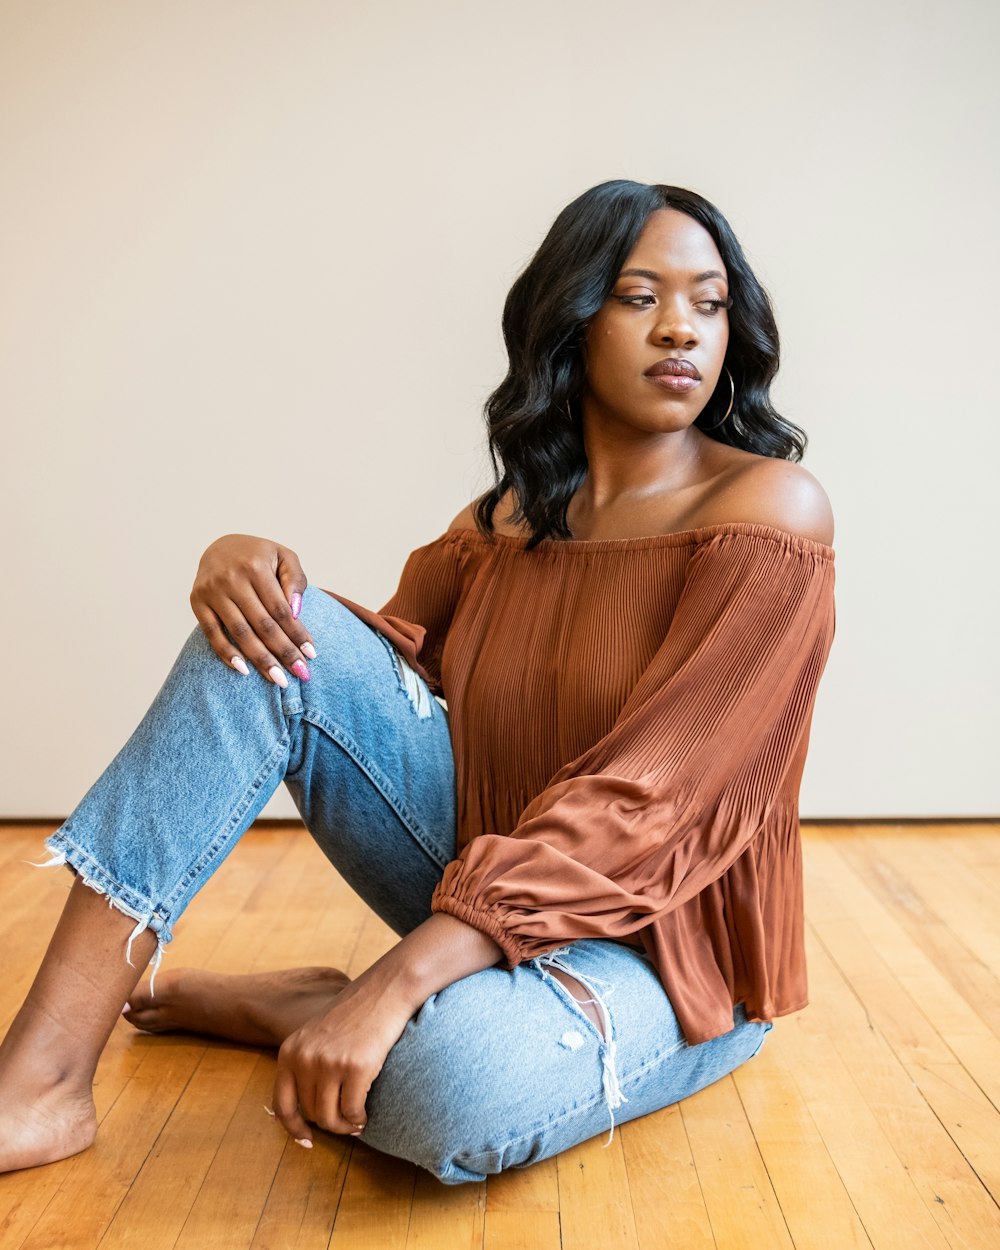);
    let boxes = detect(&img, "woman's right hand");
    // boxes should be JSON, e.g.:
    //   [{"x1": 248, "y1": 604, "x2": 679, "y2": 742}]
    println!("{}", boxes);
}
[{"x1": 190, "y1": 534, "x2": 318, "y2": 687}]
